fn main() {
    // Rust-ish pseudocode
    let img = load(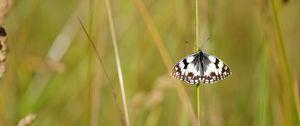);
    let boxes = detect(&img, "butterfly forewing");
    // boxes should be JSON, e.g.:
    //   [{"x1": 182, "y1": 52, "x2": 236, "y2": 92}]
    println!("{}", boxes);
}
[
  {"x1": 200, "y1": 52, "x2": 231, "y2": 84},
  {"x1": 172, "y1": 53, "x2": 202, "y2": 84},
  {"x1": 172, "y1": 51, "x2": 231, "y2": 84}
]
